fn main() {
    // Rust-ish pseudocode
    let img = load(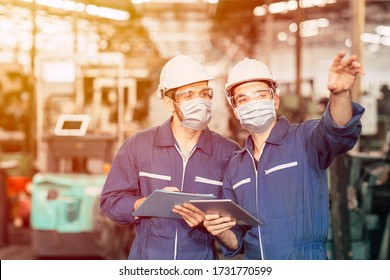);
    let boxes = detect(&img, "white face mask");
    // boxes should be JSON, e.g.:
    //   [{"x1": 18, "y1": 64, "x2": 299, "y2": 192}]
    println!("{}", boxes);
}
[
  {"x1": 179, "y1": 98, "x2": 212, "y2": 130},
  {"x1": 235, "y1": 99, "x2": 276, "y2": 134}
]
